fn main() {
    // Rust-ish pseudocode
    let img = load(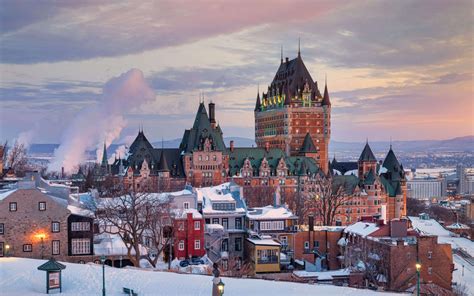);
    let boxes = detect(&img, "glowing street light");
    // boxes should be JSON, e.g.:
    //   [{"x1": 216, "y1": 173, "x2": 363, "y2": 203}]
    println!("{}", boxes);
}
[
  {"x1": 217, "y1": 279, "x2": 225, "y2": 296},
  {"x1": 415, "y1": 262, "x2": 421, "y2": 296}
]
